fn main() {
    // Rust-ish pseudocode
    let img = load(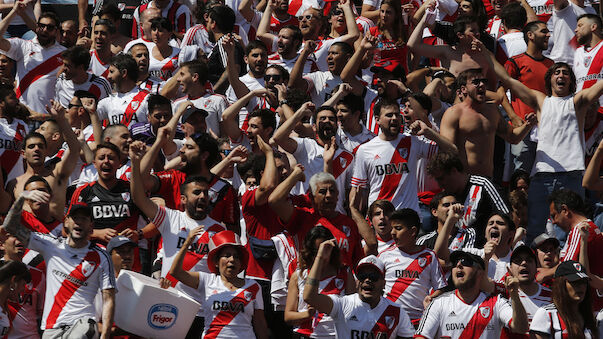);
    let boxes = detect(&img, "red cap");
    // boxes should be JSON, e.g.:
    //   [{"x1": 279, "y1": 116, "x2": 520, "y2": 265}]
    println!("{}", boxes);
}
[{"x1": 206, "y1": 231, "x2": 248, "y2": 274}]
